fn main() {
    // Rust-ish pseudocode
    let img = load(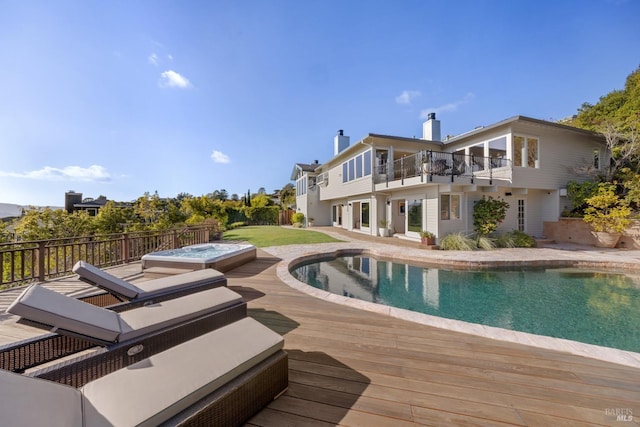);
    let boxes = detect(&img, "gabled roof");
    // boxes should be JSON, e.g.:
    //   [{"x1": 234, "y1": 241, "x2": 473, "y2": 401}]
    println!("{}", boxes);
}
[
  {"x1": 290, "y1": 162, "x2": 321, "y2": 180},
  {"x1": 443, "y1": 115, "x2": 605, "y2": 144}
]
